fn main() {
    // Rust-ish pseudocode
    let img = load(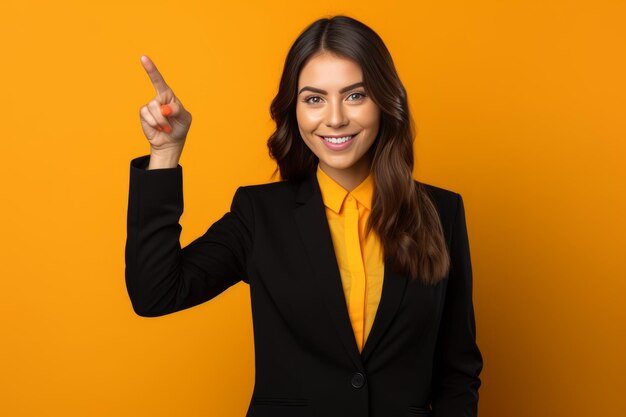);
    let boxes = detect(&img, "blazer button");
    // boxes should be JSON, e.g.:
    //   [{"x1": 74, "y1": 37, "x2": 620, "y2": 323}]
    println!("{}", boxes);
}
[{"x1": 351, "y1": 372, "x2": 366, "y2": 389}]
